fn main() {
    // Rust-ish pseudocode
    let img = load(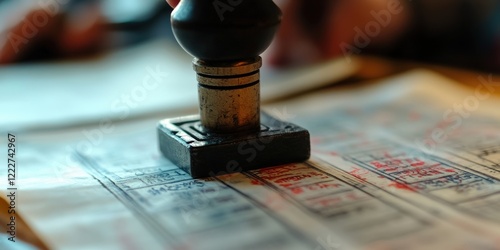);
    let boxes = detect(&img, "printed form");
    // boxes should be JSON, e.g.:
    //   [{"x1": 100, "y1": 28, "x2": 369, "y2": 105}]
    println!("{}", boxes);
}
[{"x1": 3, "y1": 69, "x2": 500, "y2": 249}]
